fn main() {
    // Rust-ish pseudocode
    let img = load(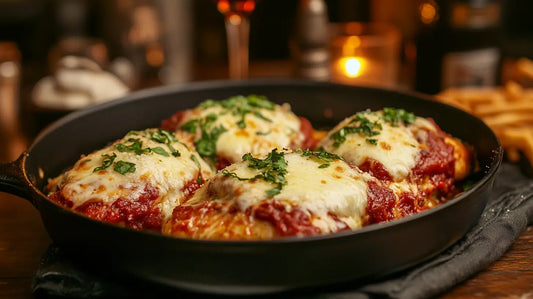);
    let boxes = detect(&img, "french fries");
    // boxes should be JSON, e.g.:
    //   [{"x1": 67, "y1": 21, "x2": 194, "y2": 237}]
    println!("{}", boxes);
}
[{"x1": 437, "y1": 76, "x2": 533, "y2": 166}]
